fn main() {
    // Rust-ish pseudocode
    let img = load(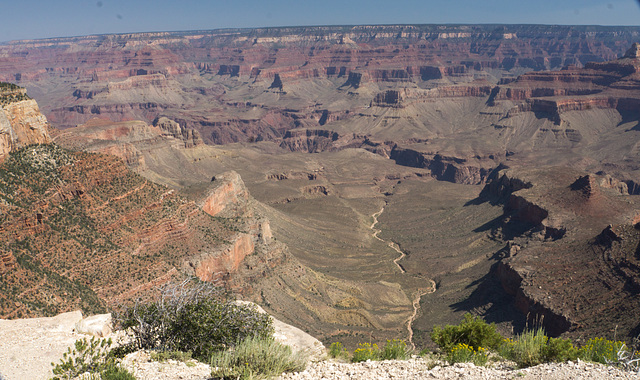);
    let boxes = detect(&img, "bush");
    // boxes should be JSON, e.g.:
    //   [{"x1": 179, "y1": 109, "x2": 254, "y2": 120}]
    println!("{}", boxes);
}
[
  {"x1": 210, "y1": 335, "x2": 307, "y2": 380},
  {"x1": 113, "y1": 279, "x2": 273, "y2": 361},
  {"x1": 447, "y1": 343, "x2": 488, "y2": 366},
  {"x1": 328, "y1": 342, "x2": 349, "y2": 360},
  {"x1": 499, "y1": 327, "x2": 548, "y2": 368},
  {"x1": 351, "y1": 343, "x2": 380, "y2": 362},
  {"x1": 50, "y1": 337, "x2": 112, "y2": 379},
  {"x1": 542, "y1": 337, "x2": 578, "y2": 363},
  {"x1": 99, "y1": 365, "x2": 136, "y2": 380},
  {"x1": 380, "y1": 339, "x2": 412, "y2": 360},
  {"x1": 50, "y1": 337, "x2": 135, "y2": 380},
  {"x1": 431, "y1": 314, "x2": 503, "y2": 352},
  {"x1": 578, "y1": 337, "x2": 626, "y2": 364}
]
